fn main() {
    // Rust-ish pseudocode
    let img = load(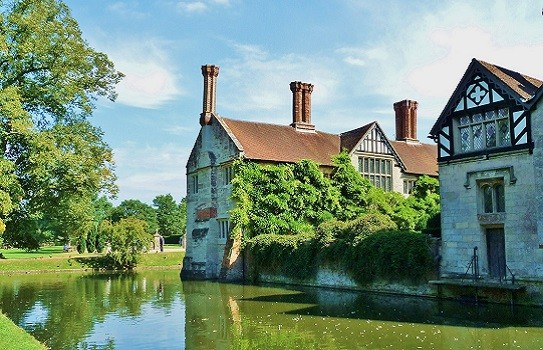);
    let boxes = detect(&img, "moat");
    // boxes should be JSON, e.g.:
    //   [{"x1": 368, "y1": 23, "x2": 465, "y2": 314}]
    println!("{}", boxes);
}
[{"x1": 1, "y1": 270, "x2": 543, "y2": 349}]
